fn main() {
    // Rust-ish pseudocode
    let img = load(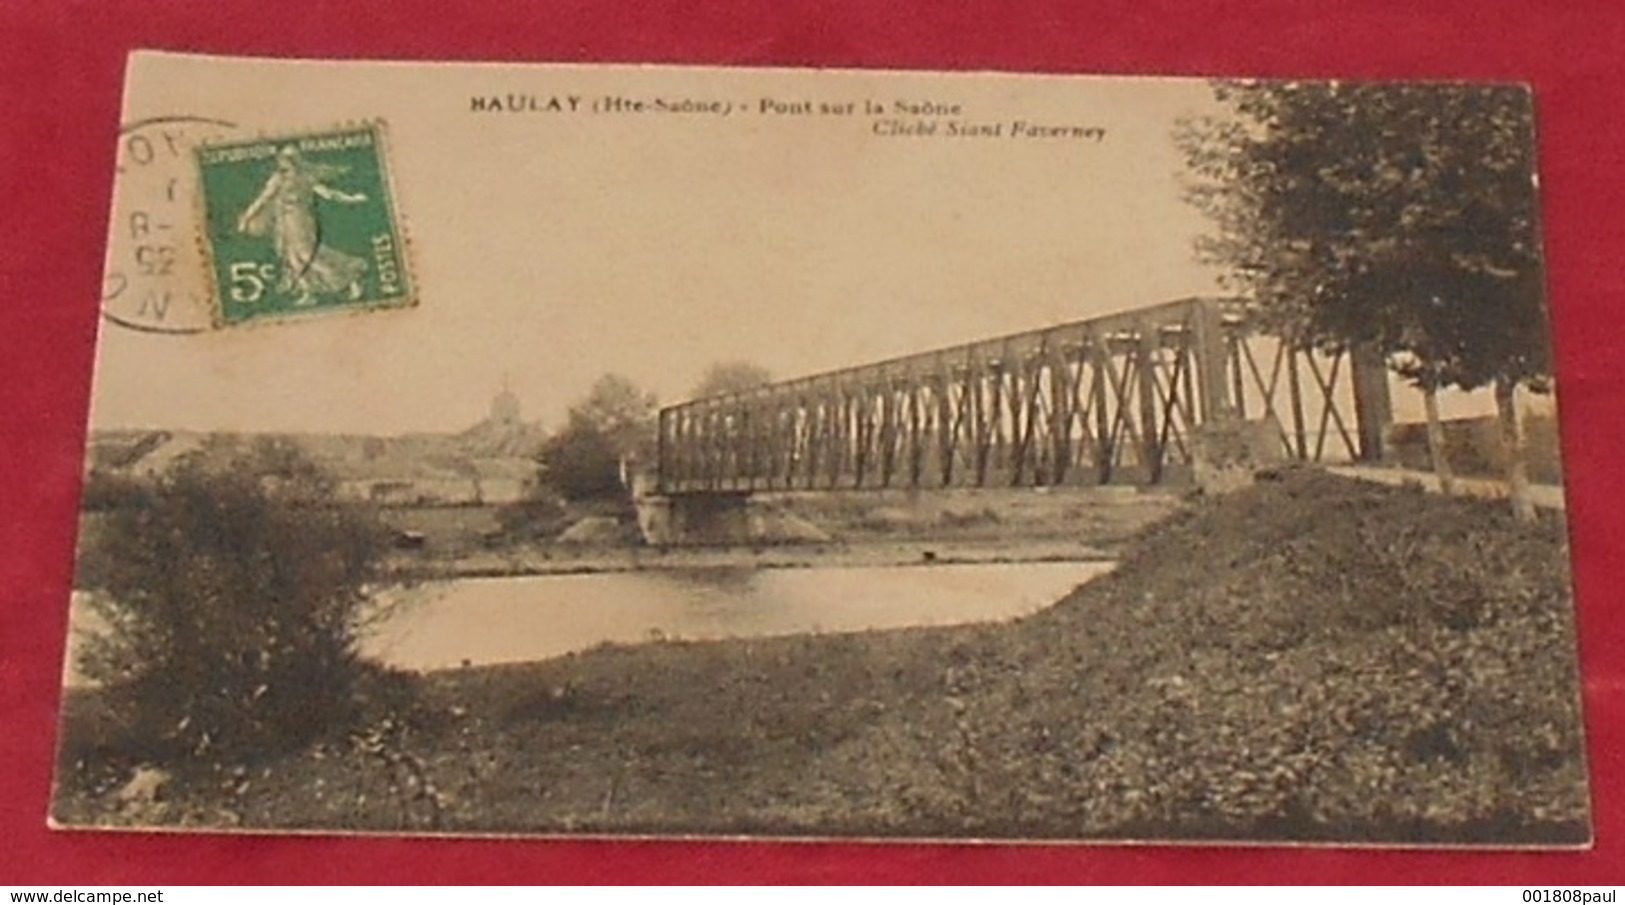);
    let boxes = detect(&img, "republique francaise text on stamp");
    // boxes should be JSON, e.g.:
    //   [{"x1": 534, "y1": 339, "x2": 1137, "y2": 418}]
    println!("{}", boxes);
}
[{"x1": 194, "y1": 122, "x2": 413, "y2": 327}]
